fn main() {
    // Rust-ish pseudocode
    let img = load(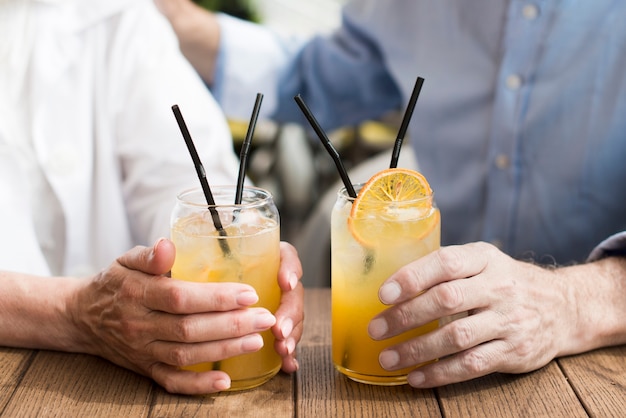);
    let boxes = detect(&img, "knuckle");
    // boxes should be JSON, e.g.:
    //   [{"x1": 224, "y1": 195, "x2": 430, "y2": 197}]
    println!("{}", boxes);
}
[
  {"x1": 512, "y1": 338, "x2": 534, "y2": 359},
  {"x1": 172, "y1": 317, "x2": 196, "y2": 341},
  {"x1": 403, "y1": 341, "x2": 426, "y2": 364},
  {"x1": 228, "y1": 315, "x2": 247, "y2": 336},
  {"x1": 117, "y1": 318, "x2": 140, "y2": 340},
  {"x1": 474, "y1": 241, "x2": 503, "y2": 263},
  {"x1": 472, "y1": 241, "x2": 497, "y2": 254},
  {"x1": 397, "y1": 265, "x2": 422, "y2": 292},
  {"x1": 434, "y1": 282, "x2": 464, "y2": 312},
  {"x1": 445, "y1": 321, "x2": 474, "y2": 350},
  {"x1": 459, "y1": 349, "x2": 490, "y2": 375},
  {"x1": 166, "y1": 346, "x2": 190, "y2": 366},
  {"x1": 437, "y1": 246, "x2": 465, "y2": 277},
  {"x1": 164, "y1": 286, "x2": 187, "y2": 312},
  {"x1": 390, "y1": 305, "x2": 418, "y2": 330},
  {"x1": 211, "y1": 291, "x2": 231, "y2": 308}
]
